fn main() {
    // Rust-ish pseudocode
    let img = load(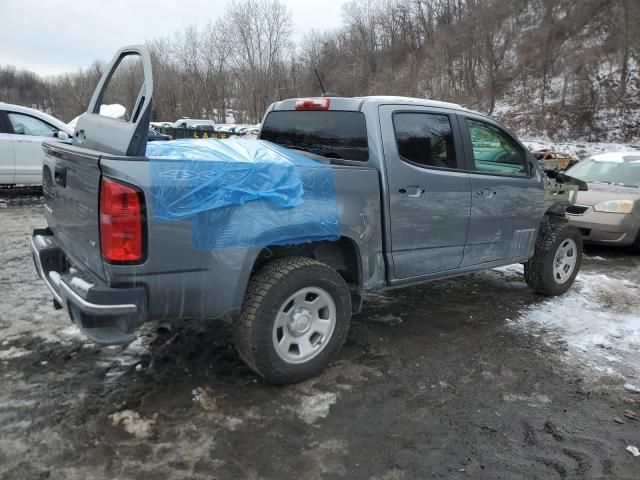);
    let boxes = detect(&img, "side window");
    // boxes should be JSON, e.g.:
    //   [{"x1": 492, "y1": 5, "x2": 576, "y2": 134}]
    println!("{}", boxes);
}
[
  {"x1": 7, "y1": 113, "x2": 58, "y2": 137},
  {"x1": 465, "y1": 119, "x2": 528, "y2": 176},
  {"x1": 393, "y1": 113, "x2": 457, "y2": 169},
  {"x1": 98, "y1": 53, "x2": 144, "y2": 122}
]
